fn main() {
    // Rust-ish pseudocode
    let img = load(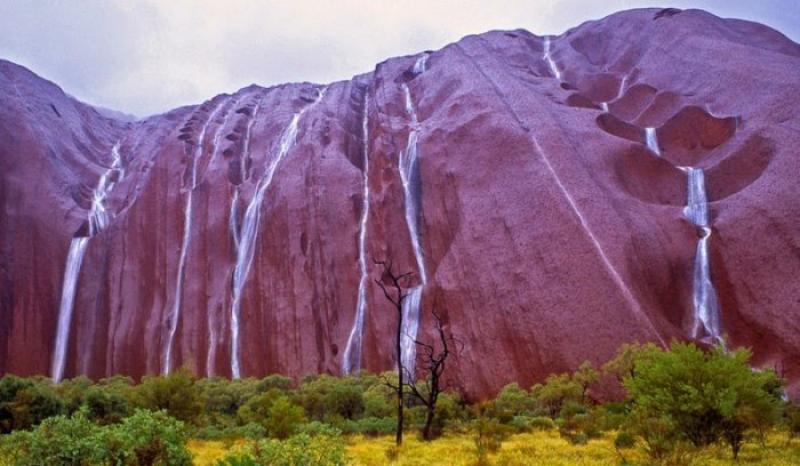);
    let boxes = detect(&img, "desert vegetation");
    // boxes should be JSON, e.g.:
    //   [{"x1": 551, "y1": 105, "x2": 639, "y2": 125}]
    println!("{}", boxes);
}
[{"x1": 1, "y1": 342, "x2": 799, "y2": 465}]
